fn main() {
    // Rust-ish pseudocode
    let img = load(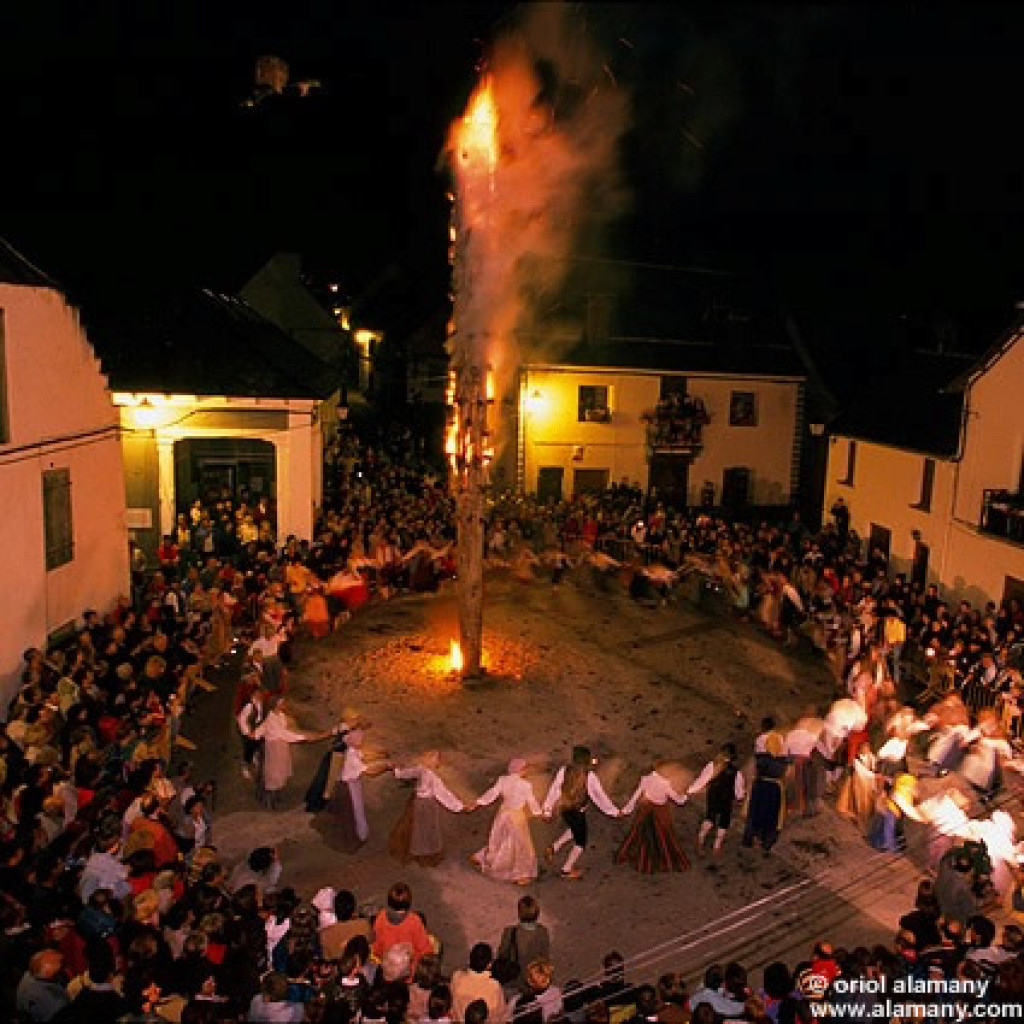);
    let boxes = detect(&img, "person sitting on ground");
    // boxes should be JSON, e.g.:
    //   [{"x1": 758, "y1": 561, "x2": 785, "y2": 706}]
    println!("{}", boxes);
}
[
  {"x1": 407, "y1": 953, "x2": 444, "y2": 1023},
  {"x1": 465, "y1": 999, "x2": 491, "y2": 1024},
  {"x1": 227, "y1": 846, "x2": 281, "y2": 896},
  {"x1": 625, "y1": 985, "x2": 659, "y2": 1024},
  {"x1": 423, "y1": 984, "x2": 455, "y2": 1024},
  {"x1": 248, "y1": 970, "x2": 304, "y2": 1023},
  {"x1": 656, "y1": 973, "x2": 688, "y2": 1024},
  {"x1": 511, "y1": 959, "x2": 563, "y2": 1023},
  {"x1": 16, "y1": 950, "x2": 70, "y2": 1023},
  {"x1": 690, "y1": 964, "x2": 745, "y2": 1020}
]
